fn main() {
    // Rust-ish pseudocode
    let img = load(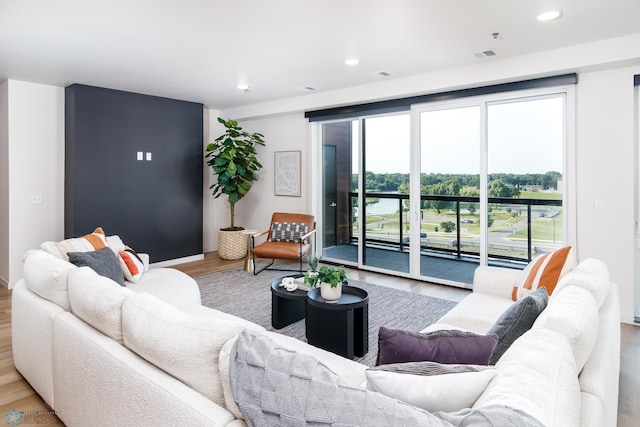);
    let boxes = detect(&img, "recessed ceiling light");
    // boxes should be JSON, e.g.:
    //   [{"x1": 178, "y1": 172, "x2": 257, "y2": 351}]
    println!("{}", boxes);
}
[
  {"x1": 345, "y1": 58, "x2": 360, "y2": 66},
  {"x1": 537, "y1": 10, "x2": 563, "y2": 21},
  {"x1": 236, "y1": 83, "x2": 250, "y2": 92}
]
